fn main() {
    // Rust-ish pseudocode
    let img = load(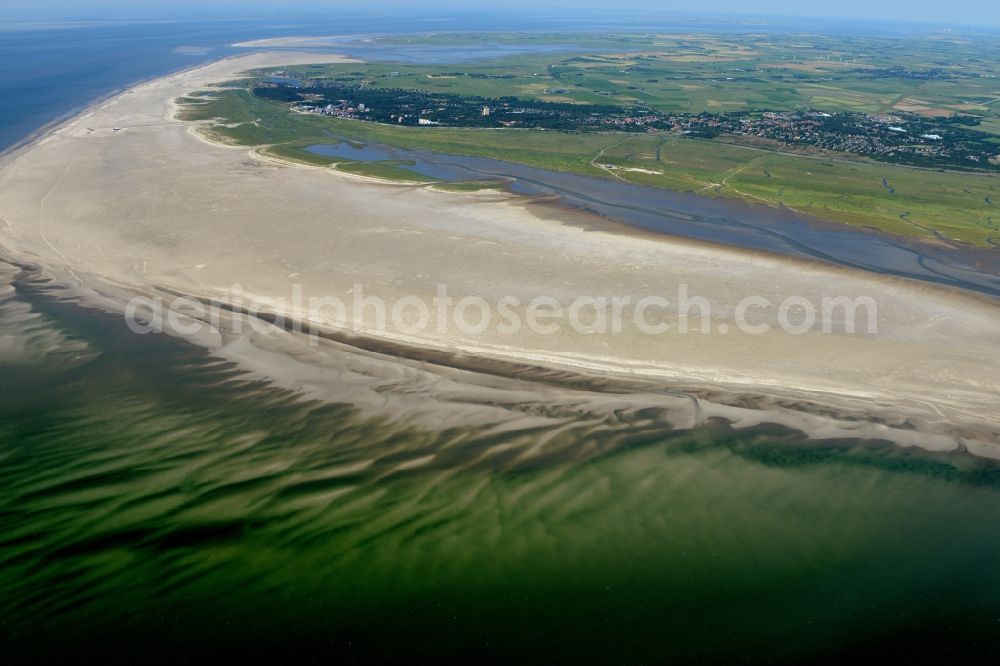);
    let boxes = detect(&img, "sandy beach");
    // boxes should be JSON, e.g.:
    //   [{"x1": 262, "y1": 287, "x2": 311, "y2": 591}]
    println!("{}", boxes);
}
[{"x1": 0, "y1": 51, "x2": 998, "y2": 455}]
